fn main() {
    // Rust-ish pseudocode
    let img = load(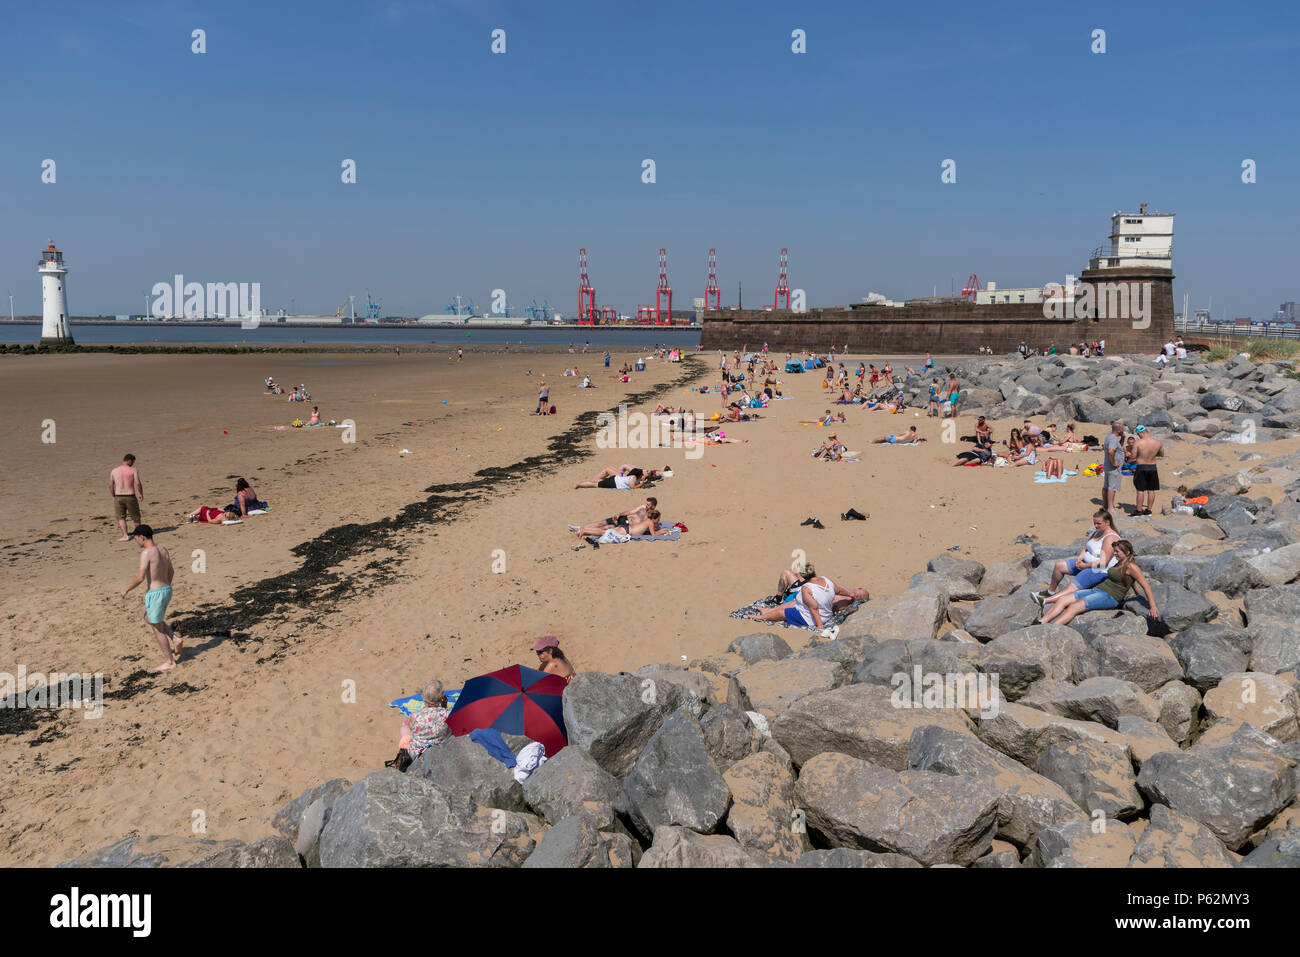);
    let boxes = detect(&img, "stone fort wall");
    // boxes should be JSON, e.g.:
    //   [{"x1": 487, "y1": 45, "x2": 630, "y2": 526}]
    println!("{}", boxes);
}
[{"x1": 700, "y1": 269, "x2": 1174, "y2": 355}]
